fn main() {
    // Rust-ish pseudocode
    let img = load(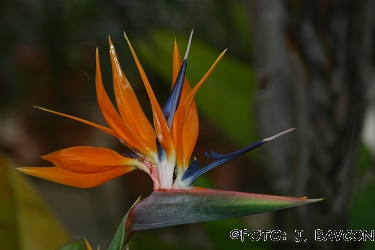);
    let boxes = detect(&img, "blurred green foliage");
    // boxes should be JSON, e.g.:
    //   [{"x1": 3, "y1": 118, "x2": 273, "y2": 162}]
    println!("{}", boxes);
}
[
  {"x1": 349, "y1": 144, "x2": 375, "y2": 249},
  {"x1": 0, "y1": 154, "x2": 69, "y2": 249}
]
